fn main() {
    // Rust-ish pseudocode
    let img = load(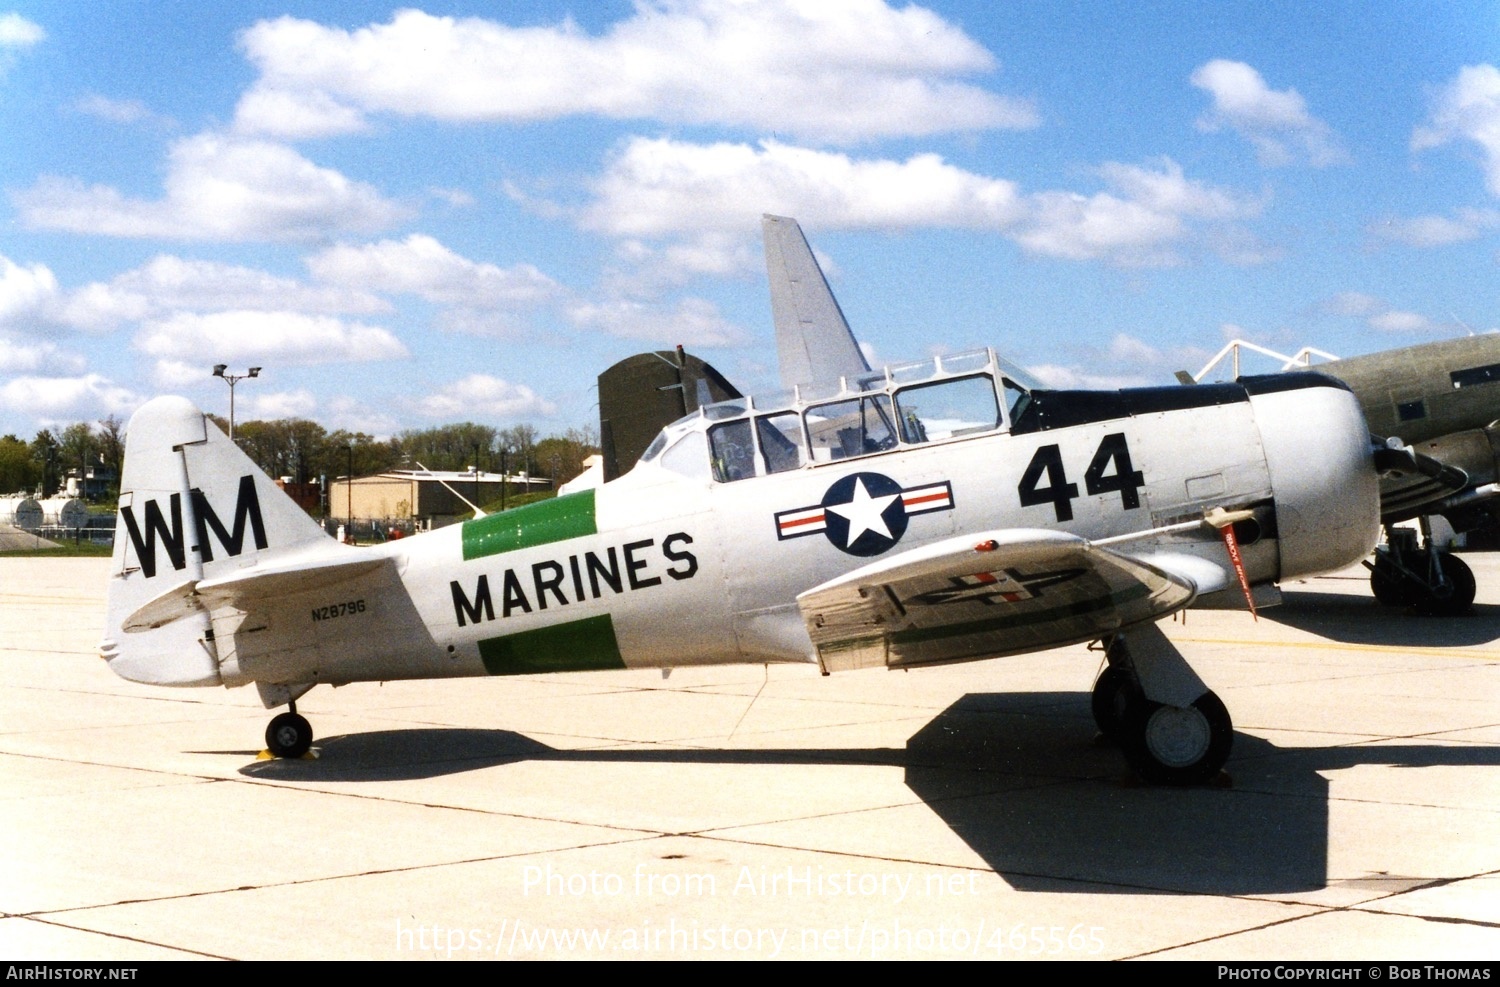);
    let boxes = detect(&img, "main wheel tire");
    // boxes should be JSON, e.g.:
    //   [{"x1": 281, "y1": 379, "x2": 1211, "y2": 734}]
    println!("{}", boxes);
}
[
  {"x1": 266, "y1": 711, "x2": 312, "y2": 759},
  {"x1": 1091, "y1": 666, "x2": 1140, "y2": 741},
  {"x1": 1370, "y1": 563, "x2": 1417, "y2": 607},
  {"x1": 1120, "y1": 691, "x2": 1233, "y2": 786},
  {"x1": 1415, "y1": 554, "x2": 1476, "y2": 617}
]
